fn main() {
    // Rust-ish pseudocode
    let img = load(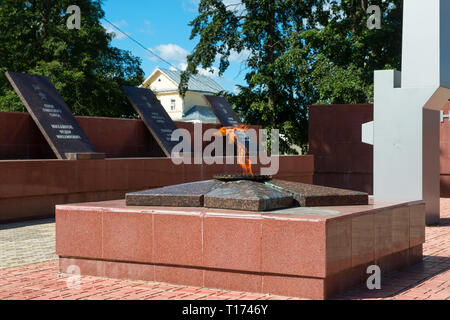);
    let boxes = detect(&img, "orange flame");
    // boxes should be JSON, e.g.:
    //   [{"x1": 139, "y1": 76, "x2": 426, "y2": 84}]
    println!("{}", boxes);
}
[{"x1": 214, "y1": 125, "x2": 253, "y2": 176}]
